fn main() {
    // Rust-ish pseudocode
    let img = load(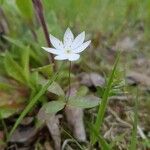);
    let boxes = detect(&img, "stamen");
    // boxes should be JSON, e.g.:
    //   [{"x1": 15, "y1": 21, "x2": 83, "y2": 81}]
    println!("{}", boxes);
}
[{"x1": 66, "y1": 50, "x2": 71, "y2": 54}]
